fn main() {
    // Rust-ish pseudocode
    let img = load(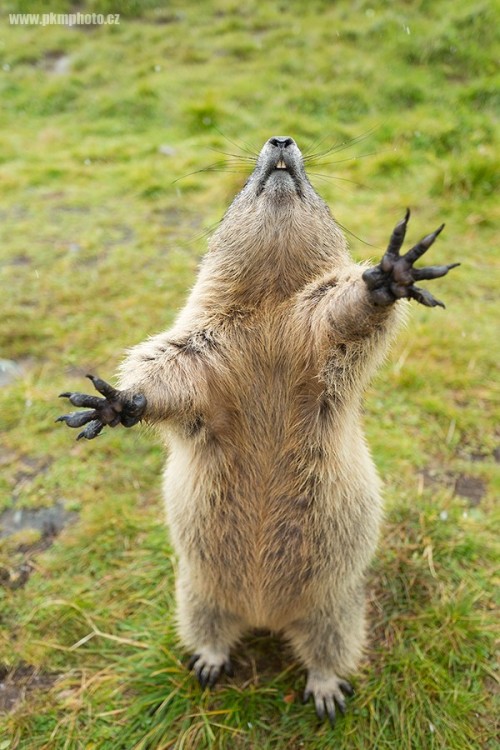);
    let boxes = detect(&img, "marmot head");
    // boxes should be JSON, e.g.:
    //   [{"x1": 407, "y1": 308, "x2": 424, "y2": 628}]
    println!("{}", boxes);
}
[{"x1": 204, "y1": 135, "x2": 346, "y2": 293}]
